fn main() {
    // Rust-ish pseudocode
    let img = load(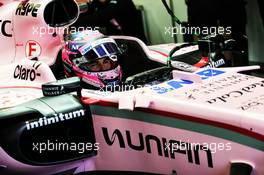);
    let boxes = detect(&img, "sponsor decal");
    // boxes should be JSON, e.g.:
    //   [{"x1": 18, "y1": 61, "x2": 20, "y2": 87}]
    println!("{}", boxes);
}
[
  {"x1": 151, "y1": 69, "x2": 225, "y2": 94},
  {"x1": 79, "y1": 38, "x2": 116, "y2": 55},
  {"x1": 102, "y1": 127, "x2": 214, "y2": 168},
  {"x1": 13, "y1": 63, "x2": 41, "y2": 81},
  {"x1": 79, "y1": 43, "x2": 92, "y2": 55},
  {"x1": 25, "y1": 40, "x2": 41, "y2": 57},
  {"x1": 171, "y1": 61, "x2": 198, "y2": 72},
  {"x1": 207, "y1": 80, "x2": 264, "y2": 104},
  {"x1": 15, "y1": 2, "x2": 41, "y2": 17},
  {"x1": 150, "y1": 83, "x2": 180, "y2": 95},
  {"x1": 42, "y1": 86, "x2": 65, "y2": 96},
  {"x1": 0, "y1": 20, "x2": 12, "y2": 37},
  {"x1": 205, "y1": 59, "x2": 225, "y2": 68},
  {"x1": 238, "y1": 94, "x2": 264, "y2": 111},
  {"x1": 69, "y1": 42, "x2": 84, "y2": 51},
  {"x1": 169, "y1": 69, "x2": 226, "y2": 89},
  {"x1": 186, "y1": 75, "x2": 255, "y2": 95},
  {"x1": 240, "y1": 101, "x2": 264, "y2": 111},
  {"x1": 26, "y1": 109, "x2": 85, "y2": 130}
]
